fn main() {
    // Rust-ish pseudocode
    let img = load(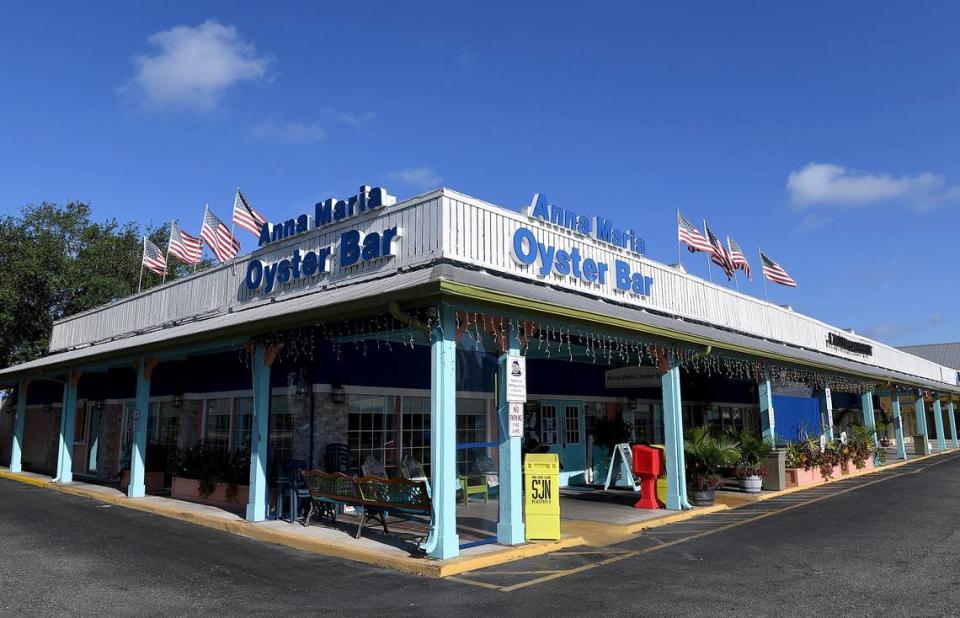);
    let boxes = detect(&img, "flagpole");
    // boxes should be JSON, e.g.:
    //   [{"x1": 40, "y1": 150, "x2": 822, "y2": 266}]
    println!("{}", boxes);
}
[
  {"x1": 138, "y1": 236, "x2": 145, "y2": 293},
  {"x1": 727, "y1": 237, "x2": 740, "y2": 292},
  {"x1": 230, "y1": 189, "x2": 239, "y2": 277},
  {"x1": 676, "y1": 208, "x2": 683, "y2": 270},
  {"x1": 198, "y1": 205, "x2": 207, "y2": 273},
  {"x1": 702, "y1": 218, "x2": 713, "y2": 282},
  {"x1": 163, "y1": 220, "x2": 174, "y2": 283},
  {"x1": 759, "y1": 247, "x2": 769, "y2": 302}
]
